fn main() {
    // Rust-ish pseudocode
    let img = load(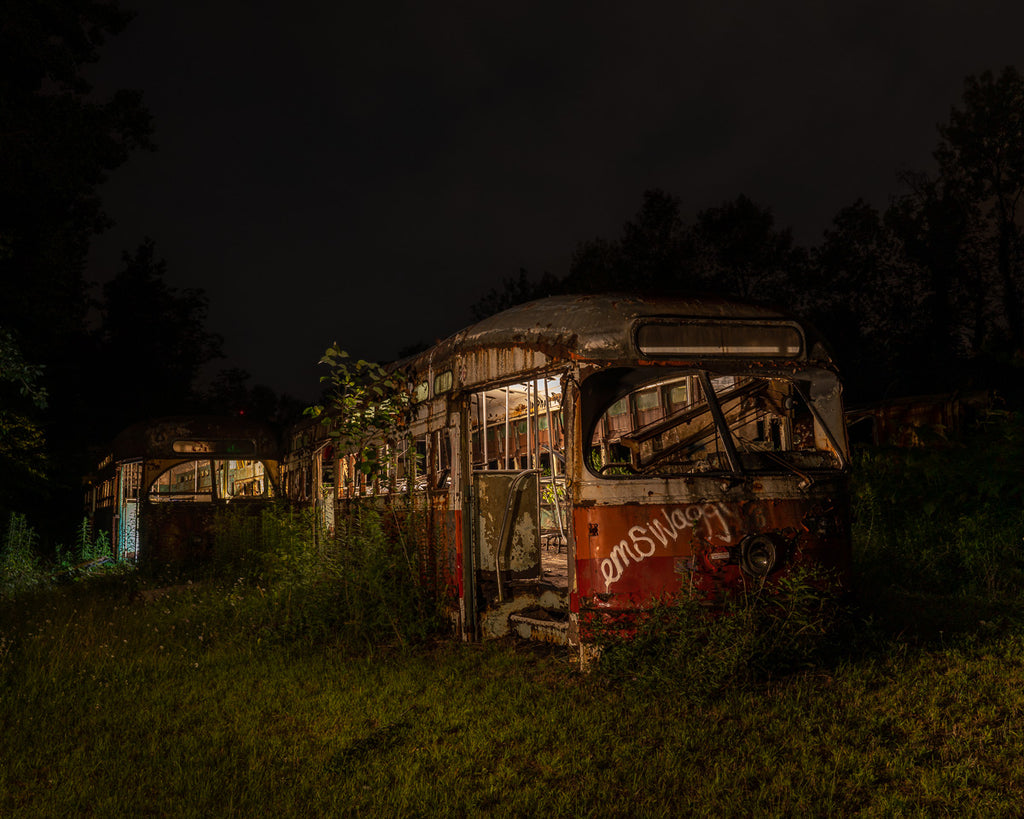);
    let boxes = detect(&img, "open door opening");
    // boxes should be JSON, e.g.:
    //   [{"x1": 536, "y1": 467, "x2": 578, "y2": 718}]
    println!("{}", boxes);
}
[
  {"x1": 468, "y1": 377, "x2": 572, "y2": 642},
  {"x1": 116, "y1": 460, "x2": 141, "y2": 562}
]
